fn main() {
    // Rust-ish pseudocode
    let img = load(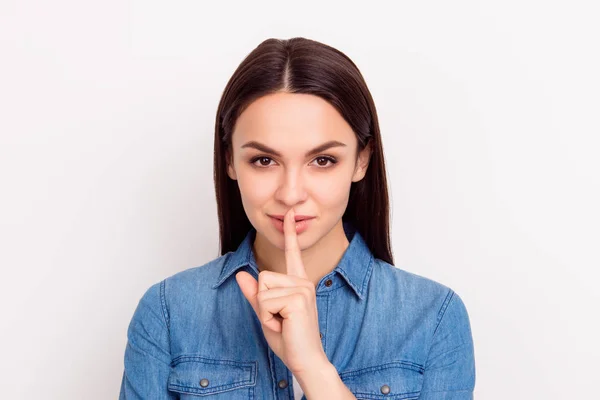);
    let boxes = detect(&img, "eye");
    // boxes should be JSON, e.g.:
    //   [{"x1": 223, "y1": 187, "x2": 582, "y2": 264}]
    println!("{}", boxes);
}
[
  {"x1": 312, "y1": 156, "x2": 337, "y2": 168},
  {"x1": 250, "y1": 156, "x2": 276, "y2": 167}
]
